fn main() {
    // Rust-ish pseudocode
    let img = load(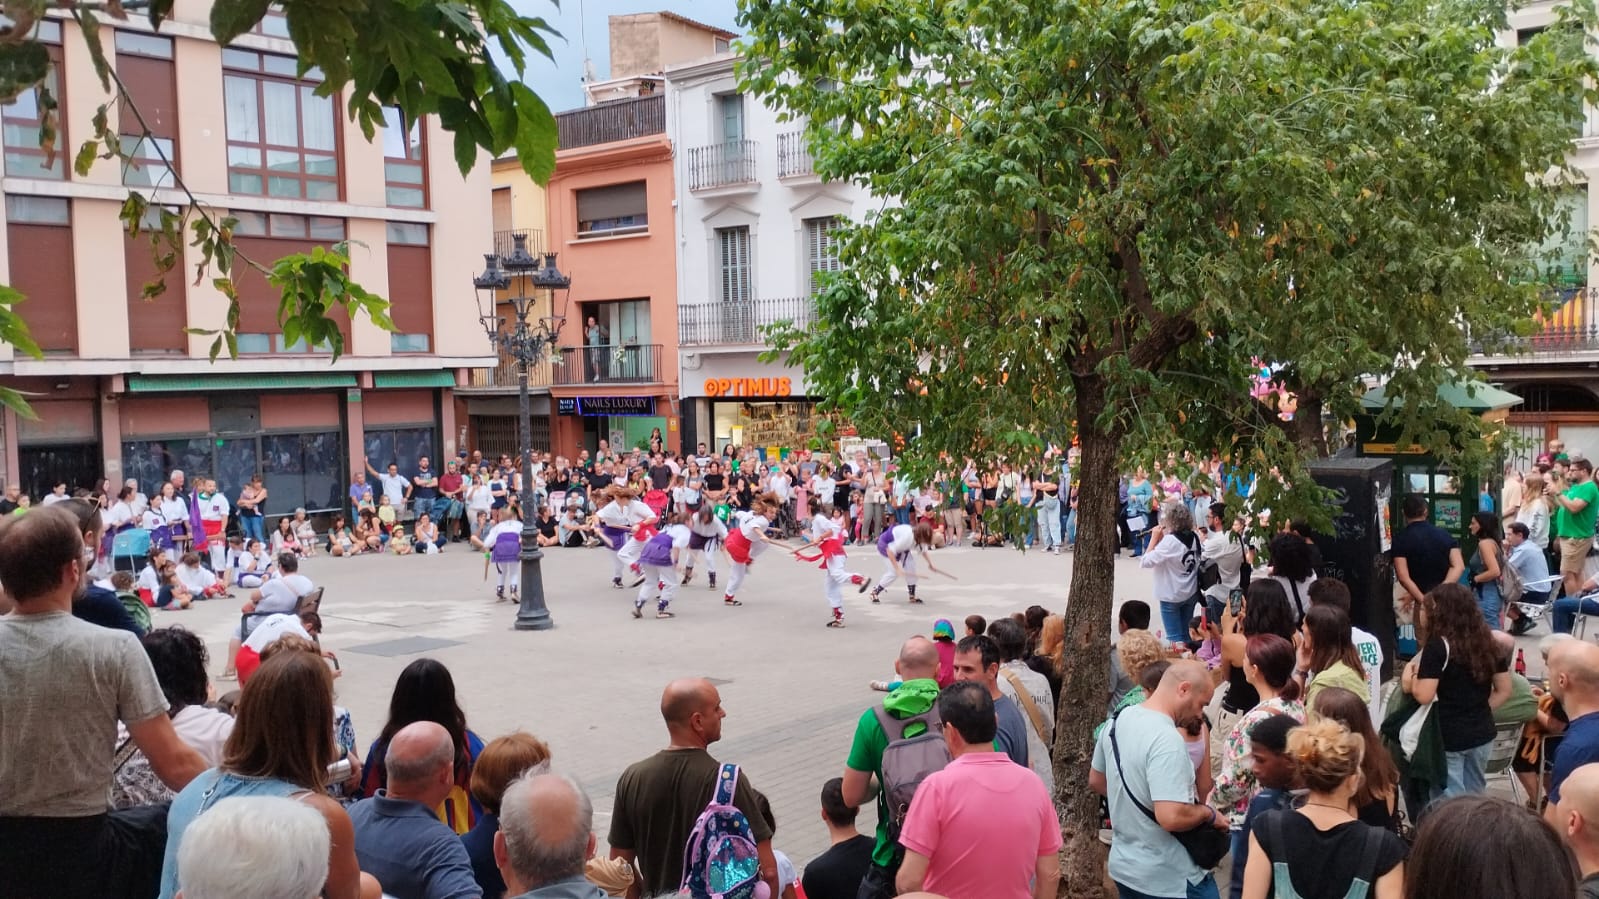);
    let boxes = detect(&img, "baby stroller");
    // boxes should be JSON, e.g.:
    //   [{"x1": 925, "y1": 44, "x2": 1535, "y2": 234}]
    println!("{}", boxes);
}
[{"x1": 111, "y1": 527, "x2": 151, "y2": 573}]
